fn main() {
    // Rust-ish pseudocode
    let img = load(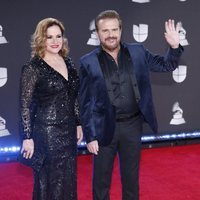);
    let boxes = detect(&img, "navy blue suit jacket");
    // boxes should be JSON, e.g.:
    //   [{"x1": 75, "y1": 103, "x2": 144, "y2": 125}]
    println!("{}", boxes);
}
[{"x1": 79, "y1": 43, "x2": 183, "y2": 146}]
